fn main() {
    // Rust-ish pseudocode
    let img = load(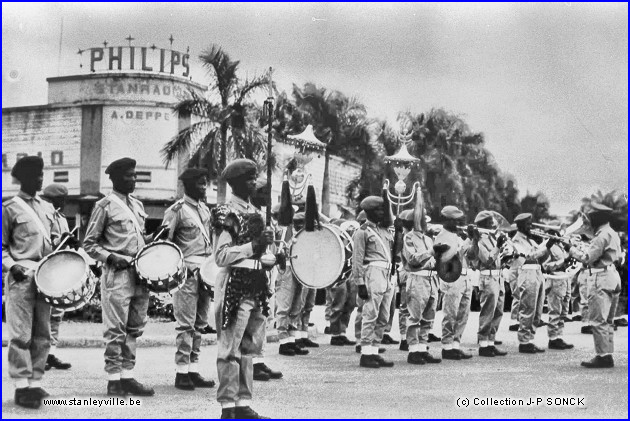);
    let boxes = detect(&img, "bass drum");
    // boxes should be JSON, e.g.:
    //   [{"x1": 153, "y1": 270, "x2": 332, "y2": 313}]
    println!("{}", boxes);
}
[
  {"x1": 327, "y1": 224, "x2": 353, "y2": 285},
  {"x1": 34, "y1": 250, "x2": 98, "y2": 311},
  {"x1": 290, "y1": 225, "x2": 345, "y2": 289}
]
